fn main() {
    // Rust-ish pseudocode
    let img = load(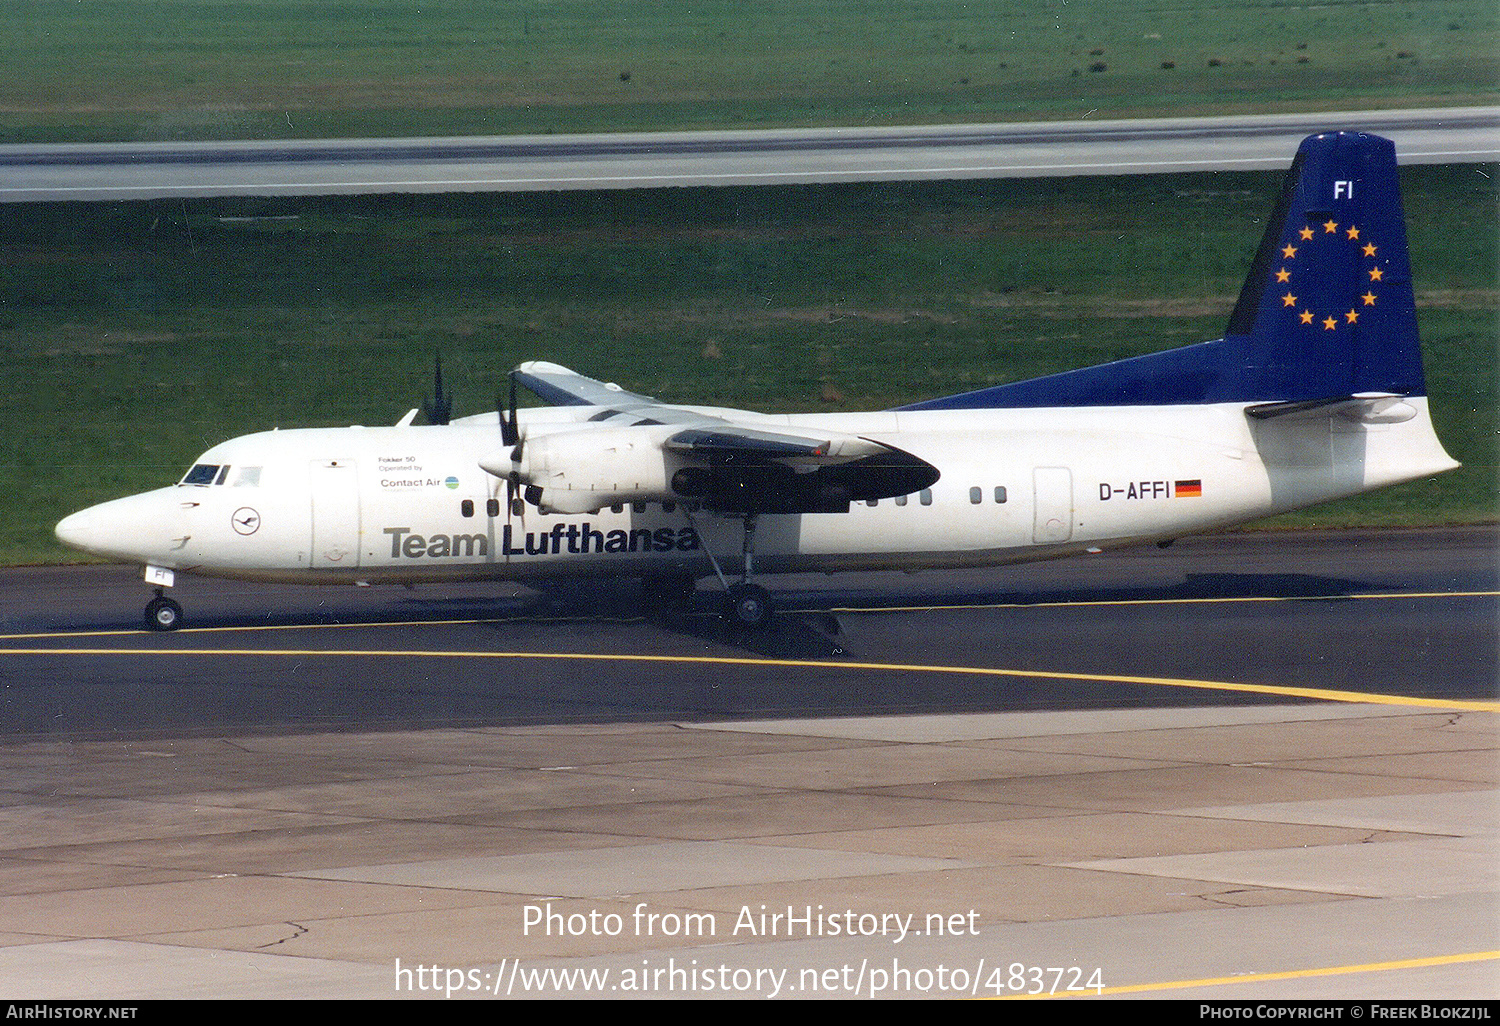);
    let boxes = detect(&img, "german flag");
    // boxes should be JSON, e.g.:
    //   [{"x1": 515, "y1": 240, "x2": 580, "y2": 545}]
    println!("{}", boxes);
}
[{"x1": 1175, "y1": 479, "x2": 1202, "y2": 498}]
